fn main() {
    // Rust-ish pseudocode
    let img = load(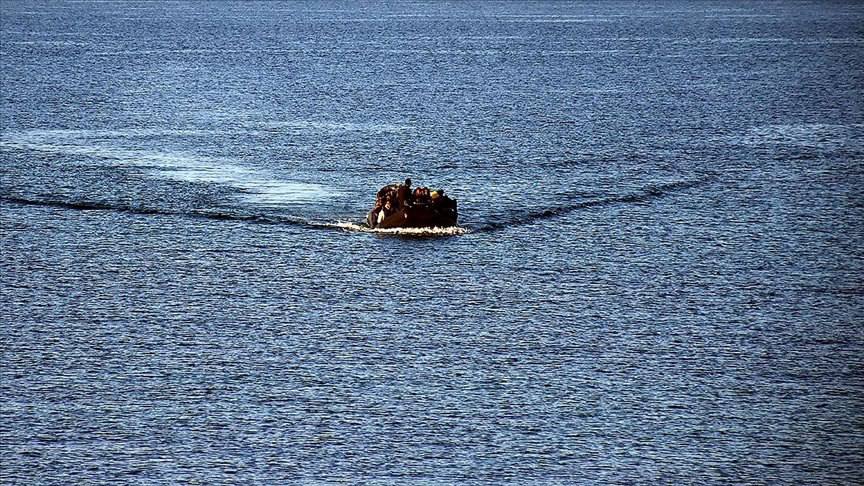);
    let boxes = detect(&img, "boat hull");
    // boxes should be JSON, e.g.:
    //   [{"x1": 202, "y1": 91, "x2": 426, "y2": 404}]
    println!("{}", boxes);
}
[{"x1": 367, "y1": 204, "x2": 457, "y2": 229}]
